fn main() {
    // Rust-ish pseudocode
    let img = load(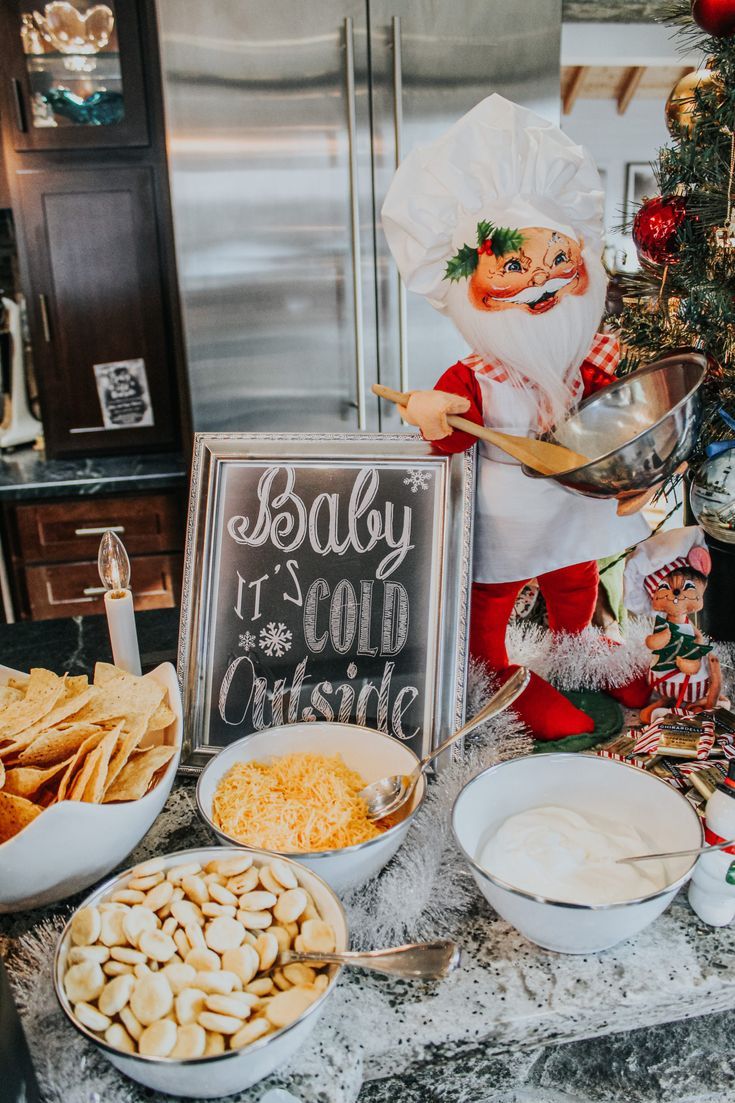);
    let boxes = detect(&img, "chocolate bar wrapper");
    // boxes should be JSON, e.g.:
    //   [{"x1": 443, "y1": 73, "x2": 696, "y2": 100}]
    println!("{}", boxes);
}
[
  {"x1": 712, "y1": 707, "x2": 735, "y2": 736},
  {"x1": 594, "y1": 732, "x2": 646, "y2": 769},
  {"x1": 673, "y1": 760, "x2": 728, "y2": 800},
  {"x1": 646, "y1": 757, "x2": 687, "y2": 790},
  {"x1": 658, "y1": 714, "x2": 711, "y2": 736},
  {"x1": 633, "y1": 720, "x2": 715, "y2": 760}
]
